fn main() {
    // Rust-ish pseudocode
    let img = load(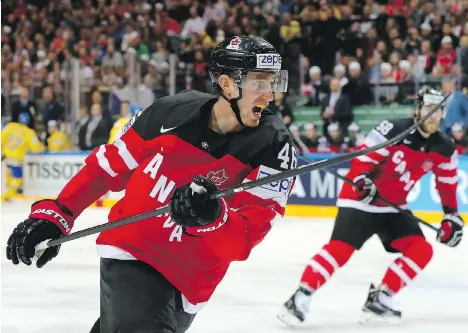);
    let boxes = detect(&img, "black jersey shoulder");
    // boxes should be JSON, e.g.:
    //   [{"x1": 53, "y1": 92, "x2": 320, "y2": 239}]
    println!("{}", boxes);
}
[
  {"x1": 131, "y1": 93, "x2": 294, "y2": 170},
  {"x1": 372, "y1": 118, "x2": 413, "y2": 139},
  {"x1": 382, "y1": 117, "x2": 456, "y2": 157},
  {"x1": 427, "y1": 131, "x2": 456, "y2": 157},
  {"x1": 228, "y1": 109, "x2": 295, "y2": 170},
  {"x1": 132, "y1": 90, "x2": 217, "y2": 141}
]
